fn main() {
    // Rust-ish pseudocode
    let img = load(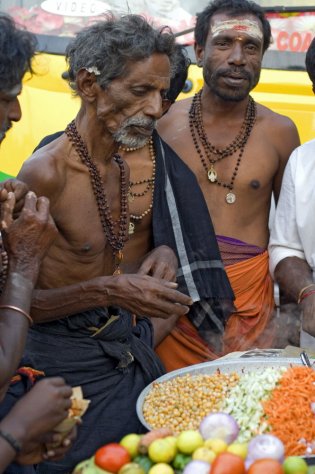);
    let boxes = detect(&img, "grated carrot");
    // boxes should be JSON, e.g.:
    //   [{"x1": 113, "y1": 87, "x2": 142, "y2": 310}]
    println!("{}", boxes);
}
[{"x1": 262, "y1": 366, "x2": 315, "y2": 456}]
